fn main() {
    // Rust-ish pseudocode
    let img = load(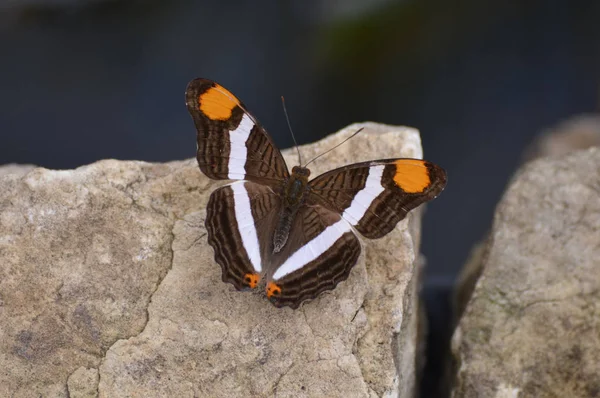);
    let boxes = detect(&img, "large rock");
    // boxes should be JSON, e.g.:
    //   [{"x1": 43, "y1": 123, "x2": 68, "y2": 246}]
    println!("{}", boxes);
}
[
  {"x1": 1, "y1": 123, "x2": 429, "y2": 397},
  {"x1": 451, "y1": 148, "x2": 600, "y2": 397},
  {"x1": 524, "y1": 114, "x2": 600, "y2": 161},
  {"x1": 0, "y1": 163, "x2": 36, "y2": 178}
]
